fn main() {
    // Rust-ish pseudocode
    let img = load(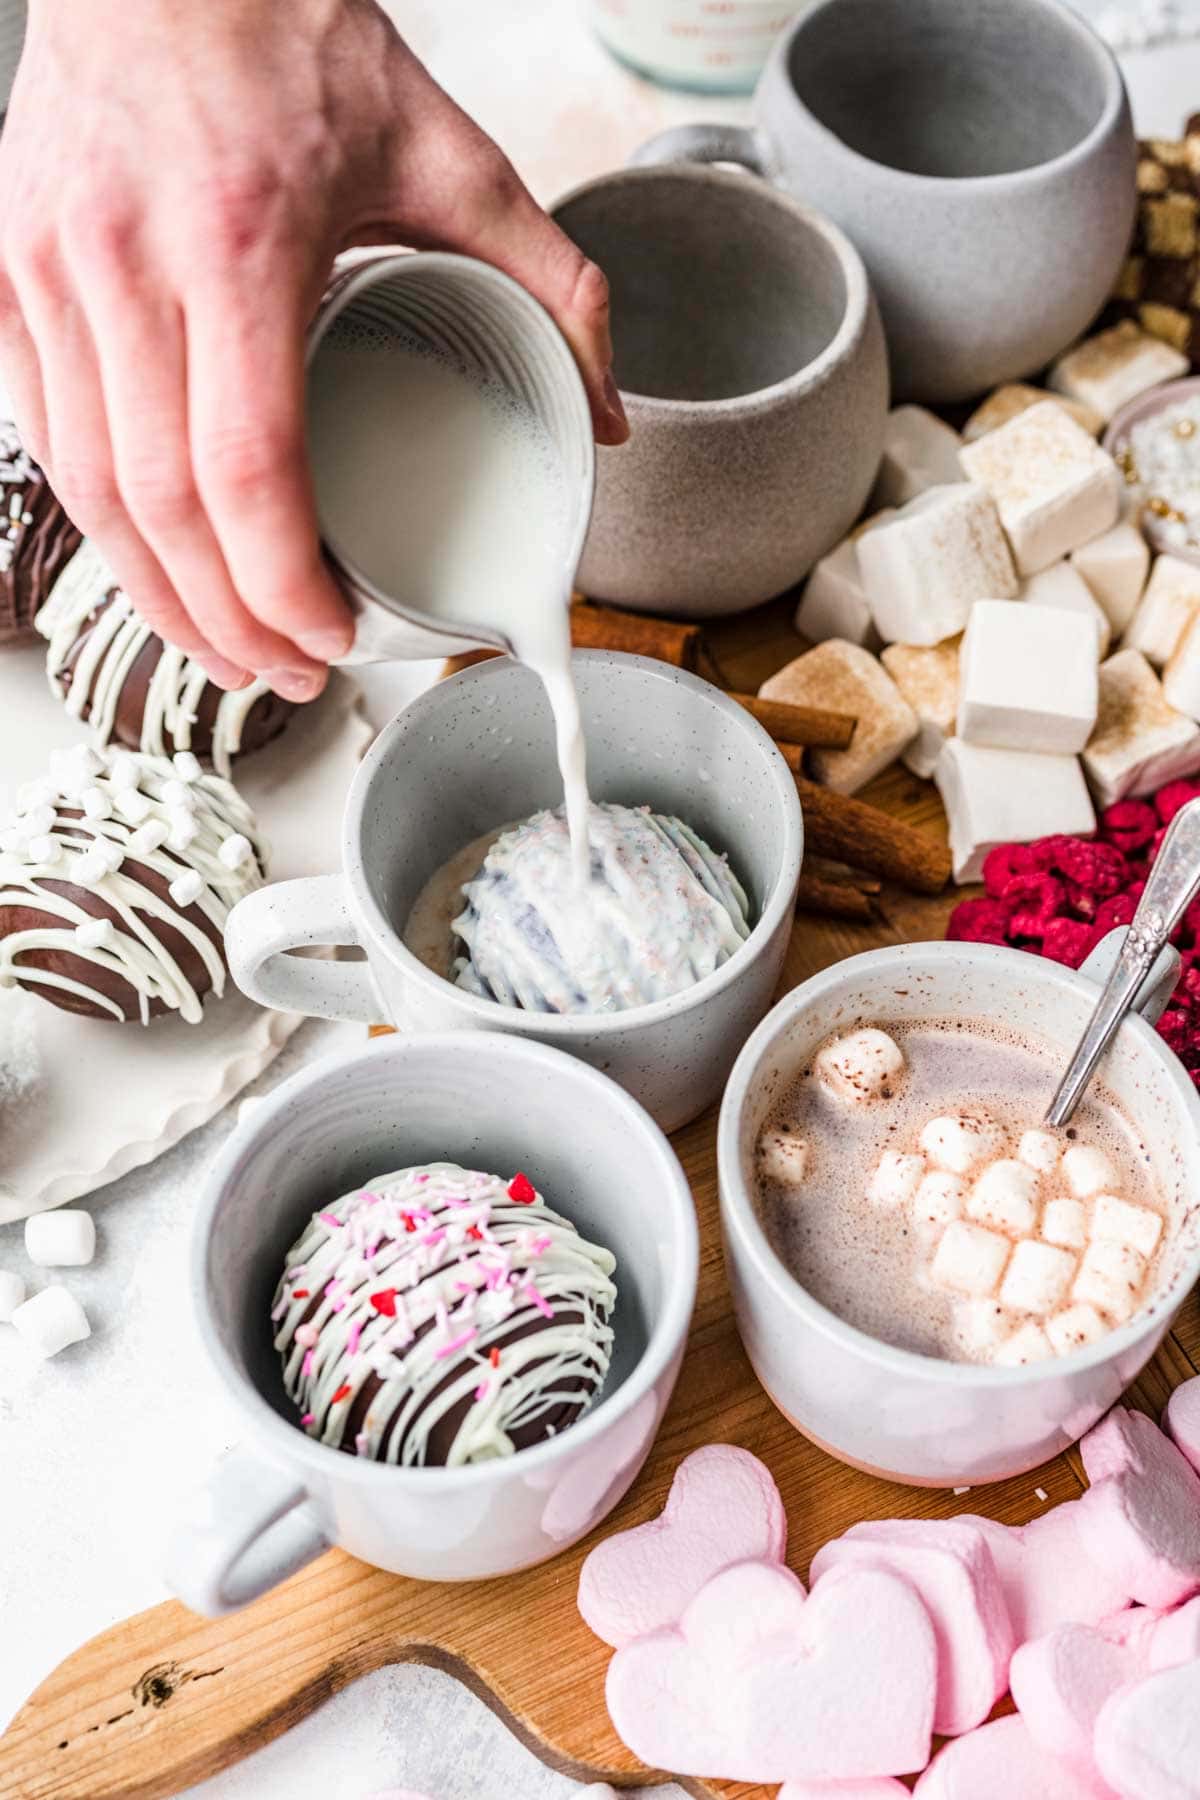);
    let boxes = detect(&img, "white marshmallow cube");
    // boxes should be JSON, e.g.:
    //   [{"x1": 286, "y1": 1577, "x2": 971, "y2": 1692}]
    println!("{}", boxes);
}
[
  {"x1": 913, "y1": 1170, "x2": 968, "y2": 1231},
  {"x1": 815, "y1": 1028, "x2": 905, "y2": 1103},
  {"x1": 934, "y1": 738, "x2": 1096, "y2": 885},
  {"x1": 868, "y1": 1151, "x2": 925, "y2": 1209},
  {"x1": 1000, "y1": 1239, "x2": 1077, "y2": 1314},
  {"x1": 920, "y1": 1112, "x2": 1005, "y2": 1175},
  {"x1": 1083, "y1": 649, "x2": 1200, "y2": 809},
  {"x1": 871, "y1": 405, "x2": 964, "y2": 509},
  {"x1": 1163, "y1": 609, "x2": 1200, "y2": 721},
  {"x1": 992, "y1": 1321, "x2": 1054, "y2": 1366},
  {"x1": 1091, "y1": 1193, "x2": 1164, "y2": 1259},
  {"x1": 1018, "y1": 1129, "x2": 1061, "y2": 1174},
  {"x1": 1071, "y1": 521, "x2": 1150, "y2": 634},
  {"x1": 11, "y1": 1285, "x2": 91, "y2": 1358},
  {"x1": 880, "y1": 637, "x2": 961, "y2": 779},
  {"x1": 957, "y1": 600, "x2": 1099, "y2": 755},
  {"x1": 953, "y1": 1298, "x2": 1013, "y2": 1356},
  {"x1": 793, "y1": 514, "x2": 893, "y2": 650},
  {"x1": 963, "y1": 383, "x2": 1104, "y2": 444},
  {"x1": 759, "y1": 641, "x2": 917, "y2": 794},
  {"x1": 1045, "y1": 1302, "x2": 1108, "y2": 1355},
  {"x1": 857, "y1": 483, "x2": 1017, "y2": 647},
  {"x1": 1049, "y1": 322, "x2": 1190, "y2": 423},
  {"x1": 968, "y1": 1160, "x2": 1040, "y2": 1237},
  {"x1": 1042, "y1": 1198, "x2": 1089, "y2": 1251},
  {"x1": 1122, "y1": 554, "x2": 1200, "y2": 668},
  {"x1": 758, "y1": 1130, "x2": 809, "y2": 1185},
  {"x1": 24, "y1": 1209, "x2": 96, "y2": 1268},
  {"x1": 0, "y1": 1269, "x2": 26, "y2": 1321},
  {"x1": 1062, "y1": 1144, "x2": 1119, "y2": 1198},
  {"x1": 1022, "y1": 561, "x2": 1111, "y2": 656},
  {"x1": 960, "y1": 401, "x2": 1121, "y2": 576},
  {"x1": 1073, "y1": 1238, "x2": 1147, "y2": 1323},
  {"x1": 930, "y1": 1220, "x2": 1011, "y2": 1297}
]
